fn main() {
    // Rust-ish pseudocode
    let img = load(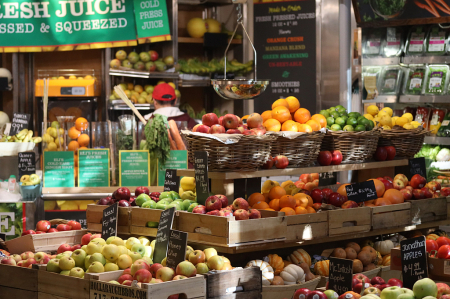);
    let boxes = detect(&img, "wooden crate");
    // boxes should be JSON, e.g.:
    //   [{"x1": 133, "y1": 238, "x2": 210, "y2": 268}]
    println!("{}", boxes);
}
[
  {"x1": 86, "y1": 204, "x2": 132, "y2": 235},
  {"x1": 371, "y1": 203, "x2": 411, "y2": 230},
  {"x1": 410, "y1": 198, "x2": 447, "y2": 223},
  {"x1": 130, "y1": 207, "x2": 179, "y2": 237},
  {"x1": 0, "y1": 264, "x2": 39, "y2": 298},
  {"x1": 5, "y1": 230, "x2": 87, "y2": 254},
  {"x1": 177, "y1": 212, "x2": 287, "y2": 246},
  {"x1": 361, "y1": 267, "x2": 381, "y2": 279},
  {"x1": 379, "y1": 266, "x2": 401, "y2": 281},
  {"x1": 447, "y1": 198, "x2": 450, "y2": 219},
  {"x1": 38, "y1": 269, "x2": 90, "y2": 299},
  {"x1": 262, "y1": 276, "x2": 320, "y2": 299},
  {"x1": 203, "y1": 267, "x2": 261, "y2": 298},
  {"x1": 0, "y1": 285, "x2": 38, "y2": 299},
  {"x1": 328, "y1": 207, "x2": 371, "y2": 236}
]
